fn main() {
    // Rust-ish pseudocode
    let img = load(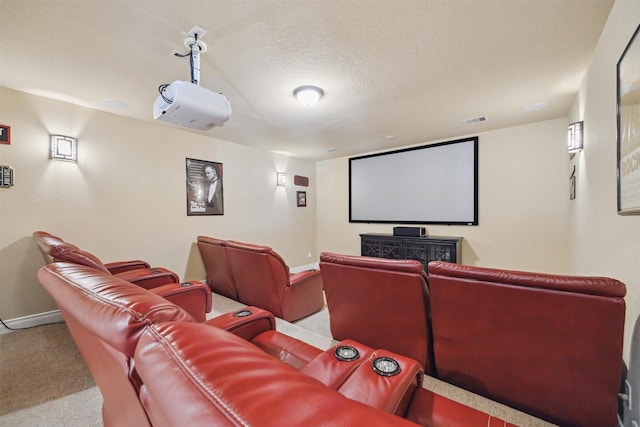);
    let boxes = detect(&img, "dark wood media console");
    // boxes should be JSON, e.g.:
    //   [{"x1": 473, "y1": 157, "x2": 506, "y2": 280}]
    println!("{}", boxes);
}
[{"x1": 360, "y1": 233, "x2": 462, "y2": 268}]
